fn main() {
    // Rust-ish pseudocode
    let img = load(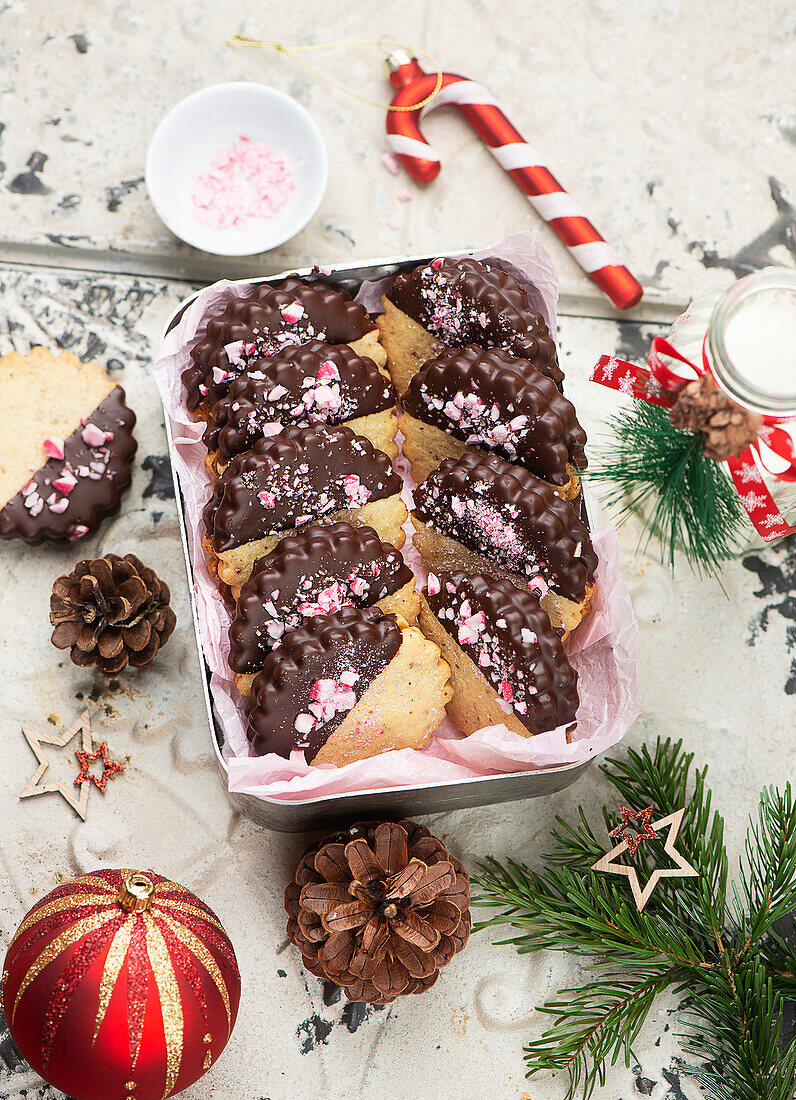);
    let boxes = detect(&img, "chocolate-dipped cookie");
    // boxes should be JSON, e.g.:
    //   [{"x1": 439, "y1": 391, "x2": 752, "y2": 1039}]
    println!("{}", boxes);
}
[
  {"x1": 400, "y1": 343, "x2": 586, "y2": 494},
  {"x1": 229, "y1": 522, "x2": 419, "y2": 696},
  {"x1": 412, "y1": 451, "x2": 597, "y2": 636},
  {"x1": 203, "y1": 340, "x2": 398, "y2": 474},
  {"x1": 377, "y1": 256, "x2": 561, "y2": 395},
  {"x1": 247, "y1": 605, "x2": 452, "y2": 766},
  {"x1": 419, "y1": 572, "x2": 579, "y2": 739},
  {"x1": 202, "y1": 423, "x2": 407, "y2": 594},
  {"x1": 183, "y1": 278, "x2": 385, "y2": 414},
  {"x1": 0, "y1": 348, "x2": 136, "y2": 545}
]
